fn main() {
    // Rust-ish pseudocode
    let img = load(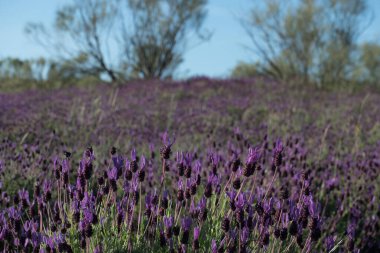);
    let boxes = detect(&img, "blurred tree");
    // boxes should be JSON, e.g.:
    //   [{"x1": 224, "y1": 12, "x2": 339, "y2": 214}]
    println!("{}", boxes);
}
[
  {"x1": 0, "y1": 57, "x2": 48, "y2": 90},
  {"x1": 231, "y1": 61, "x2": 260, "y2": 78},
  {"x1": 122, "y1": 0, "x2": 209, "y2": 79},
  {"x1": 25, "y1": 0, "x2": 120, "y2": 82},
  {"x1": 0, "y1": 58, "x2": 33, "y2": 80},
  {"x1": 358, "y1": 42, "x2": 380, "y2": 85},
  {"x1": 25, "y1": 0, "x2": 209, "y2": 82},
  {"x1": 241, "y1": 0, "x2": 372, "y2": 87},
  {"x1": 317, "y1": 0, "x2": 370, "y2": 86},
  {"x1": 0, "y1": 56, "x2": 98, "y2": 91}
]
